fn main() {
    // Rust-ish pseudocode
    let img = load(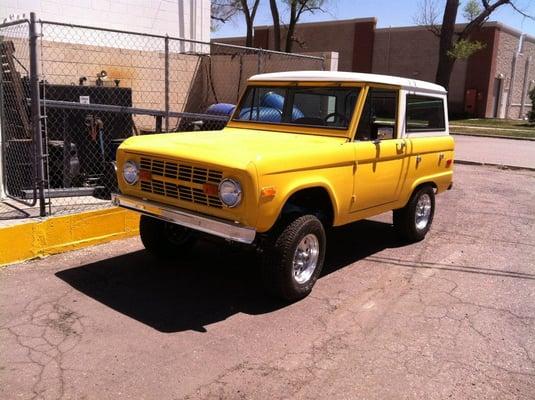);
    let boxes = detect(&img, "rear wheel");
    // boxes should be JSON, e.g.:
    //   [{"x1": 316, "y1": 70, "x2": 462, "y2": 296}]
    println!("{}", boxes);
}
[
  {"x1": 139, "y1": 215, "x2": 198, "y2": 258},
  {"x1": 393, "y1": 186, "x2": 435, "y2": 242},
  {"x1": 262, "y1": 215, "x2": 326, "y2": 302}
]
